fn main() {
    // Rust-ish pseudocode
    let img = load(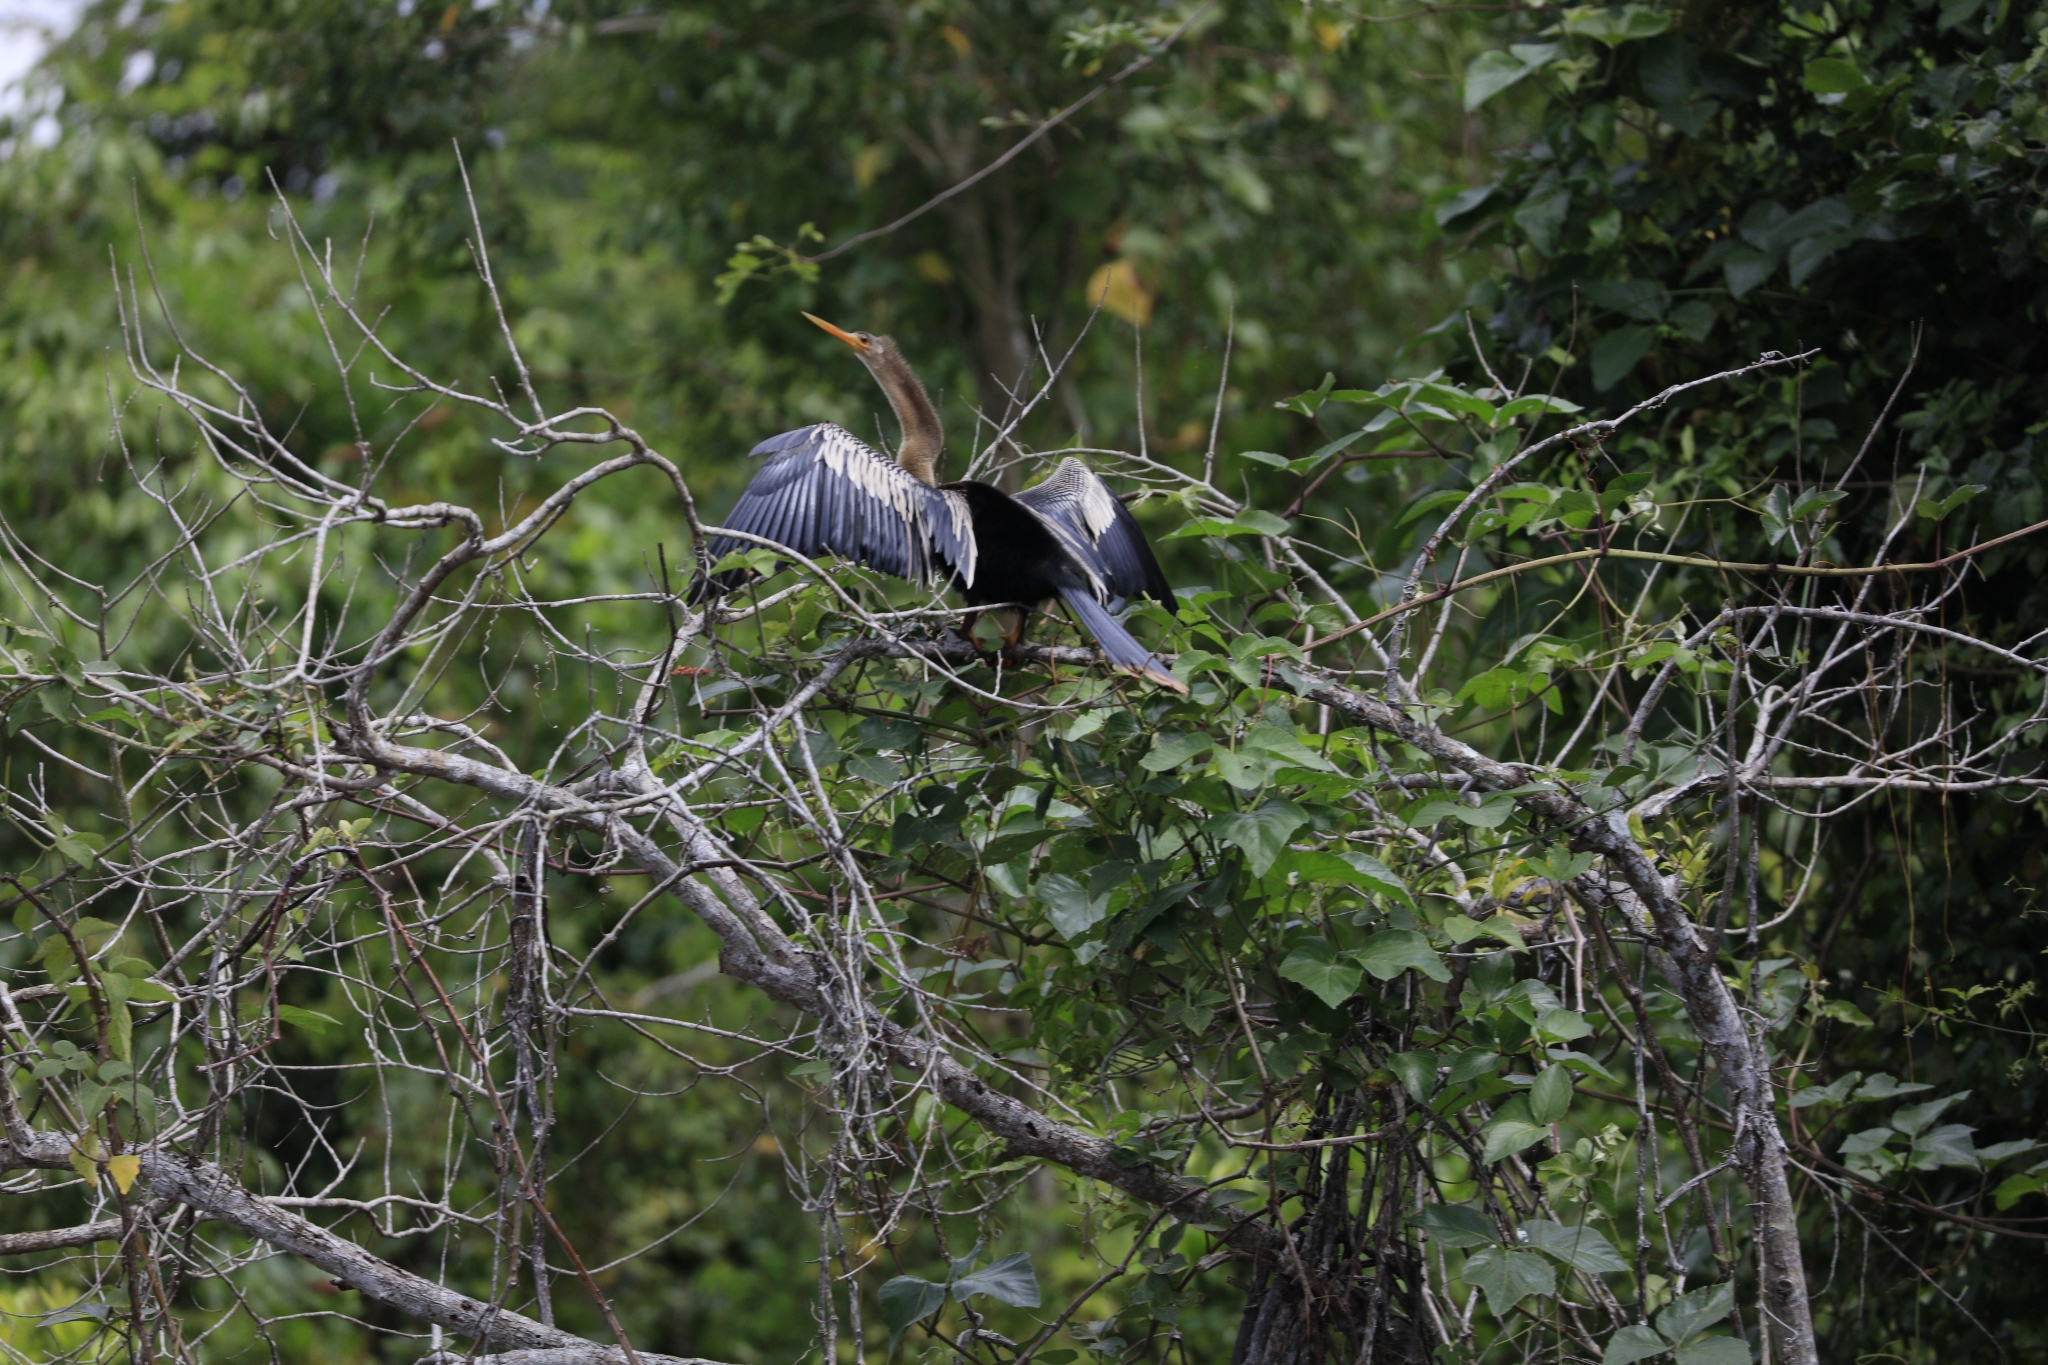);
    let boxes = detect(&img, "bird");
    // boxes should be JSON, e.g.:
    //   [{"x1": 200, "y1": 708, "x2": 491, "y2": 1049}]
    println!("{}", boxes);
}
[{"x1": 695, "y1": 313, "x2": 1185, "y2": 693}]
